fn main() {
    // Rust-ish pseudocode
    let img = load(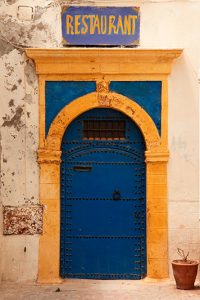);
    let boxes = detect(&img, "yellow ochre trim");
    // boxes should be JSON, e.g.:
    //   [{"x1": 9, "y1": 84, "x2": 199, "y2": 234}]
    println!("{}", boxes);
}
[
  {"x1": 26, "y1": 48, "x2": 182, "y2": 75},
  {"x1": 25, "y1": 48, "x2": 182, "y2": 283}
]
